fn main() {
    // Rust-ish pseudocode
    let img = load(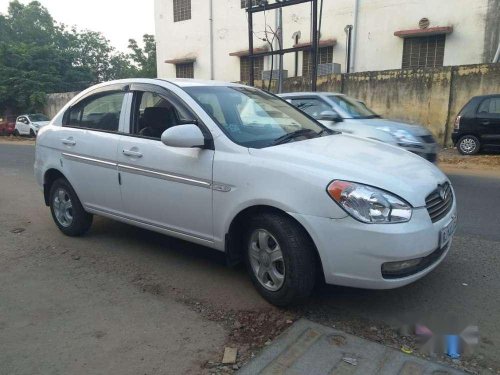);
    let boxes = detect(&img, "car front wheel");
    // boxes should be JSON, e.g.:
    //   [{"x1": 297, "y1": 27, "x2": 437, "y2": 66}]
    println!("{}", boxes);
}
[
  {"x1": 49, "y1": 178, "x2": 93, "y2": 236},
  {"x1": 245, "y1": 212, "x2": 317, "y2": 306},
  {"x1": 457, "y1": 135, "x2": 480, "y2": 155}
]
